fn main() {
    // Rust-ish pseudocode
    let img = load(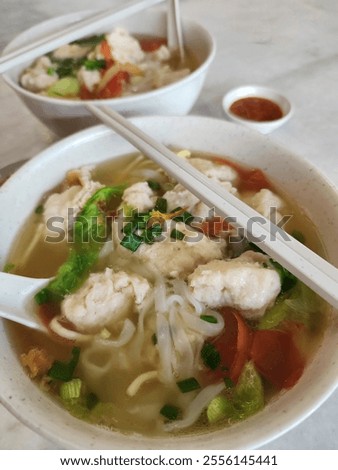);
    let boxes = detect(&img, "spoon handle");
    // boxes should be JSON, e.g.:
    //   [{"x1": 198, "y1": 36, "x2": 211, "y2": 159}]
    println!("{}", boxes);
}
[{"x1": 167, "y1": 0, "x2": 185, "y2": 61}]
